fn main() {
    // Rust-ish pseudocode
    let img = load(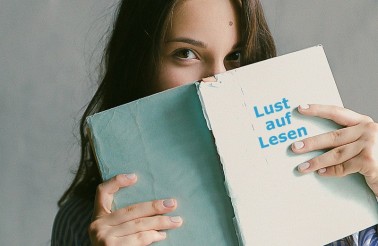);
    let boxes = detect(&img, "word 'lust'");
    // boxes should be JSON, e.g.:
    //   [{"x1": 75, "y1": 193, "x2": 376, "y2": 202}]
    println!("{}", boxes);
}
[
  {"x1": 253, "y1": 98, "x2": 290, "y2": 118},
  {"x1": 253, "y1": 97, "x2": 309, "y2": 149}
]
